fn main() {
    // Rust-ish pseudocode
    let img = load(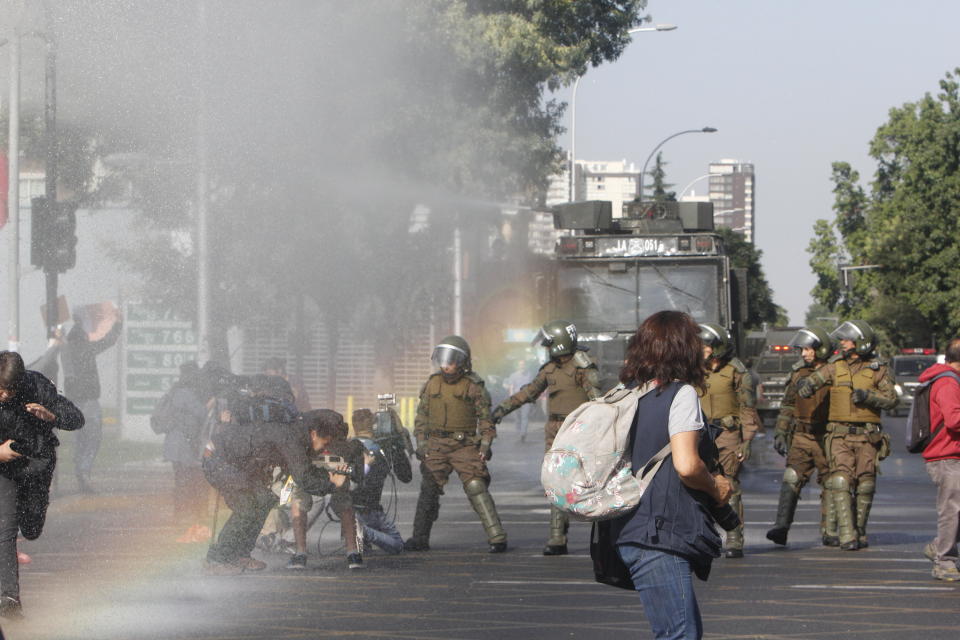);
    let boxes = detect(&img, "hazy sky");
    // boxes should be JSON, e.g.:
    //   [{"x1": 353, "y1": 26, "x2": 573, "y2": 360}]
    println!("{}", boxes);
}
[{"x1": 561, "y1": 0, "x2": 960, "y2": 325}]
